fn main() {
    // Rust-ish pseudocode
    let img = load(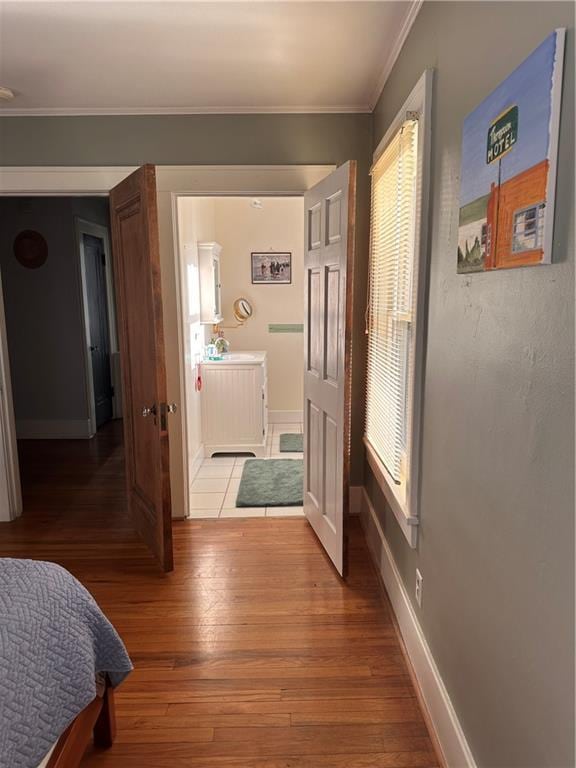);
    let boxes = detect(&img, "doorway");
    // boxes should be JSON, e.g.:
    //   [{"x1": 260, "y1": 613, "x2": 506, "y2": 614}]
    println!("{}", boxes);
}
[
  {"x1": 83, "y1": 233, "x2": 114, "y2": 428},
  {"x1": 0, "y1": 196, "x2": 122, "y2": 521},
  {"x1": 173, "y1": 161, "x2": 355, "y2": 576},
  {"x1": 176, "y1": 195, "x2": 306, "y2": 520},
  {"x1": 76, "y1": 218, "x2": 122, "y2": 434}
]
